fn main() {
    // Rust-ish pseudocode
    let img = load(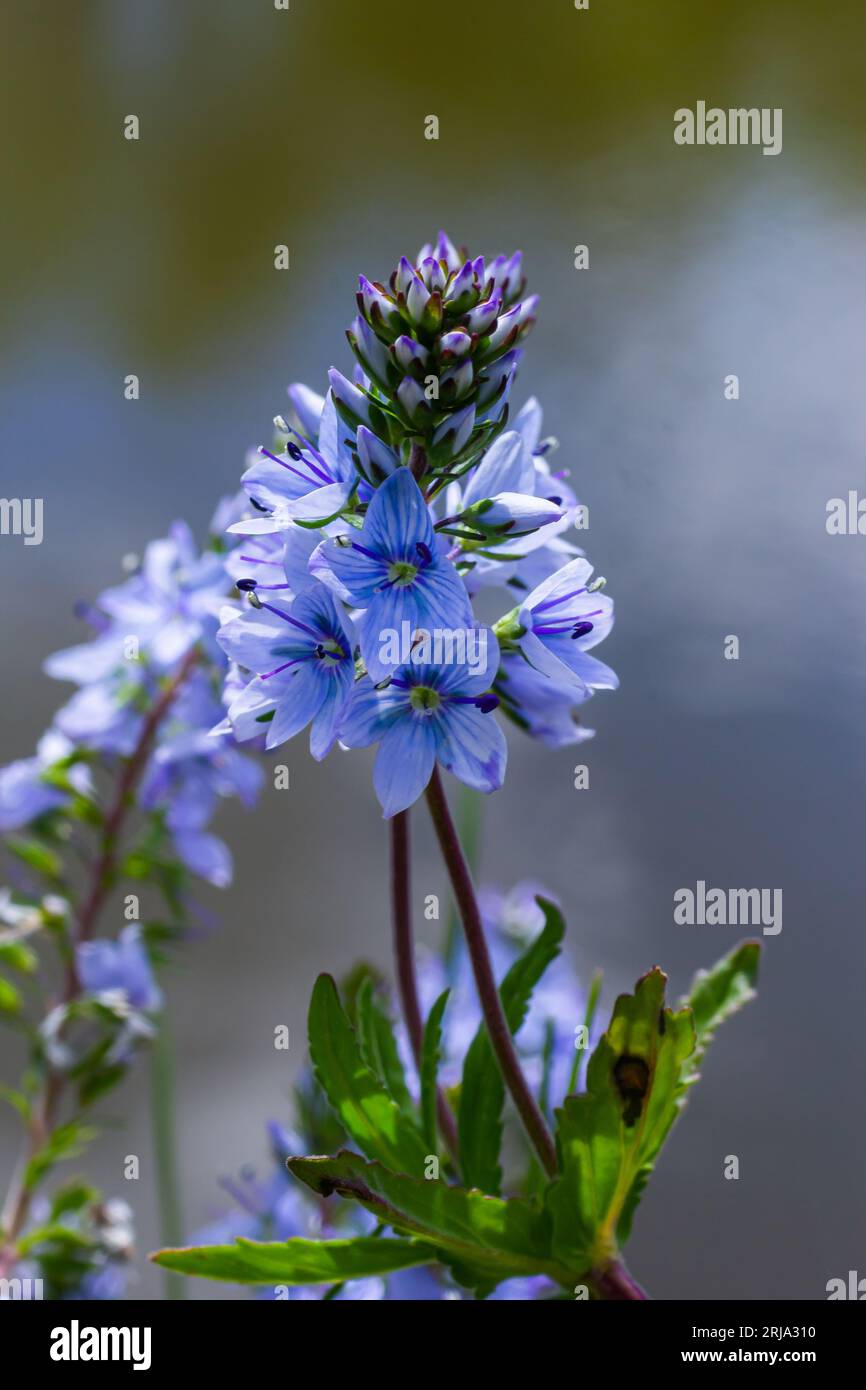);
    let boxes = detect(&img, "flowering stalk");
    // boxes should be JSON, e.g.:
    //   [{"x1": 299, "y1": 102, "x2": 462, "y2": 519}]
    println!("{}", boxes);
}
[
  {"x1": 424, "y1": 768, "x2": 558, "y2": 1178},
  {"x1": 388, "y1": 810, "x2": 460, "y2": 1166},
  {"x1": 66, "y1": 646, "x2": 199, "y2": 992},
  {"x1": 0, "y1": 649, "x2": 198, "y2": 1279}
]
